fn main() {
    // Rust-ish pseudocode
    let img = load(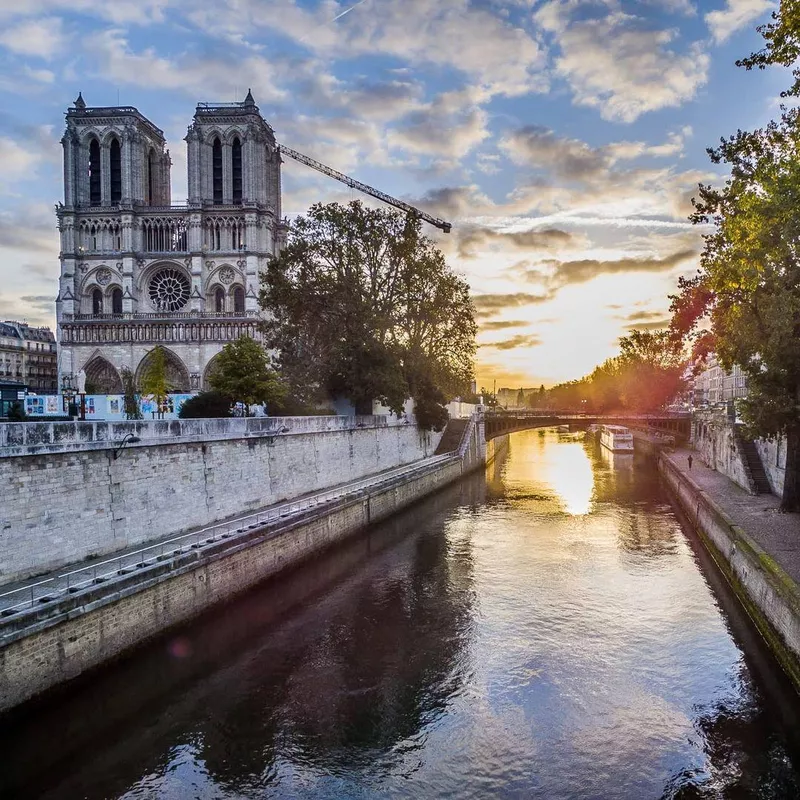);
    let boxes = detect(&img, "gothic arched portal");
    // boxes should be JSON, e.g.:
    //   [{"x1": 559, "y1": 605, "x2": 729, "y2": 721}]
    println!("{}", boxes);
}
[
  {"x1": 136, "y1": 347, "x2": 191, "y2": 393},
  {"x1": 83, "y1": 356, "x2": 123, "y2": 394}
]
